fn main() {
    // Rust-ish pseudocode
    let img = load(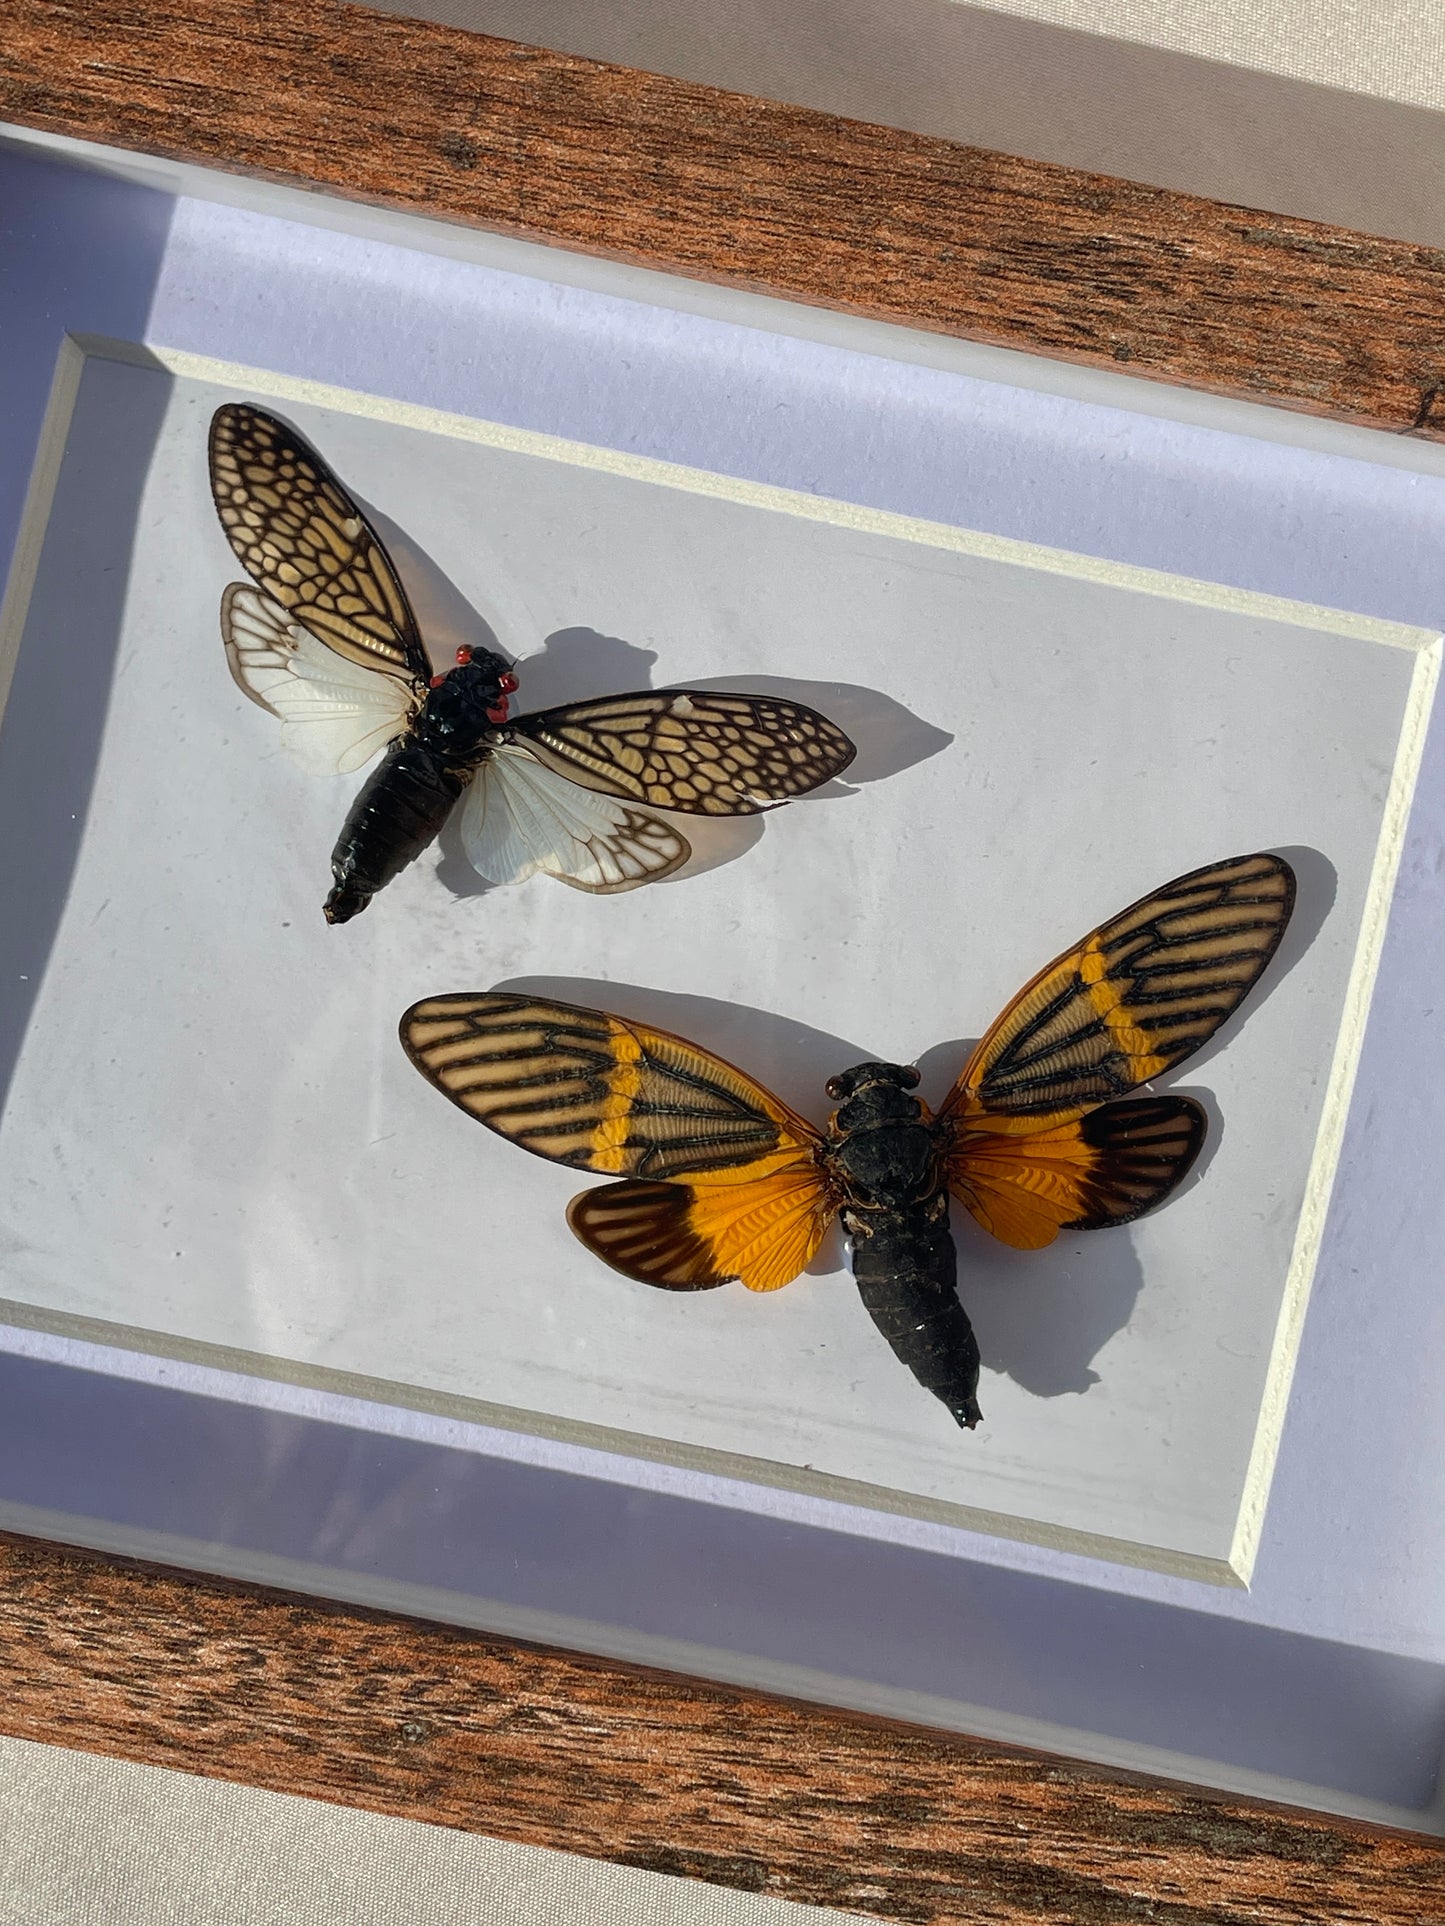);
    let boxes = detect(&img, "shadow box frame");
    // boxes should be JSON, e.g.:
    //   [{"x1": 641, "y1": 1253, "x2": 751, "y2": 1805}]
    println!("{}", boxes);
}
[{"x1": 3, "y1": 2, "x2": 1445, "y2": 1920}]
